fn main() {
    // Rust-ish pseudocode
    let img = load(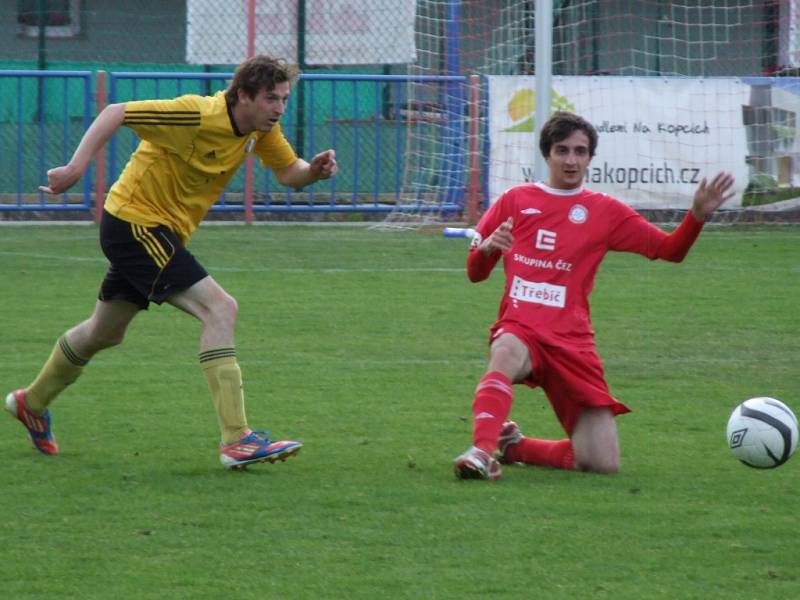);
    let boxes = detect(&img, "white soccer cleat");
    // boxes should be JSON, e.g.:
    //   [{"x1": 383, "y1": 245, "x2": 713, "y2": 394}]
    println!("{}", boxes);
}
[
  {"x1": 453, "y1": 446, "x2": 501, "y2": 481},
  {"x1": 497, "y1": 420, "x2": 523, "y2": 464}
]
